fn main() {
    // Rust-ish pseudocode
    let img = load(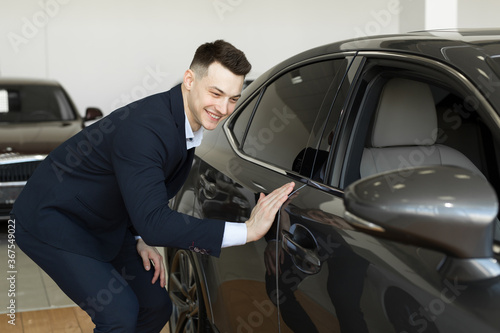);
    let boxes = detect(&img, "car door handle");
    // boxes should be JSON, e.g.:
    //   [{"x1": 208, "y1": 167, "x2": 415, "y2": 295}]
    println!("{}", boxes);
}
[{"x1": 281, "y1": 229, "x2": 321, "y2": 274}]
